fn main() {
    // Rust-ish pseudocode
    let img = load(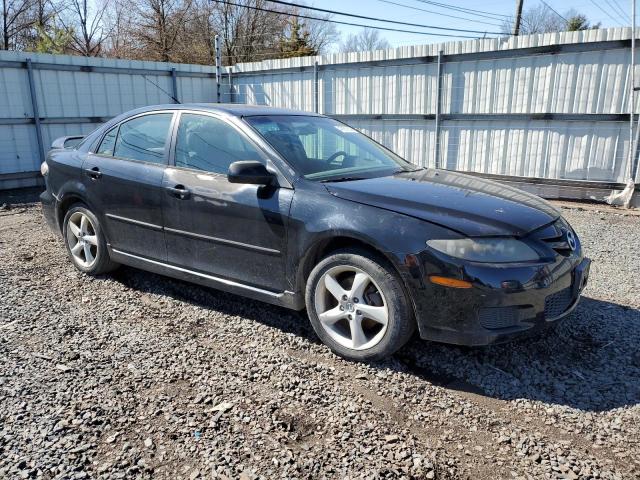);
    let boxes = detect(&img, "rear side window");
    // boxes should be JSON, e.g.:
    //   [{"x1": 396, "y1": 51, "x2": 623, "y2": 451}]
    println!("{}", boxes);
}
[
  {"x1": 113, "y1": 113, "x2": 173, "y2": 164},
  {"x1": 97, "y1": 126, "x2": 118, "y2": 155},
  {"x1": 174, "y1": 114, "x2": 262, "y2": 174}
]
